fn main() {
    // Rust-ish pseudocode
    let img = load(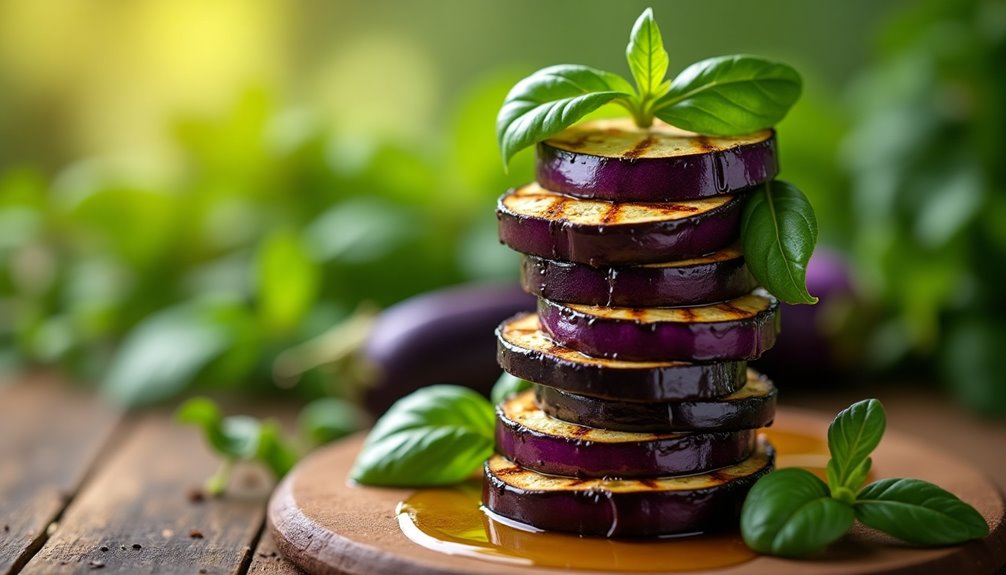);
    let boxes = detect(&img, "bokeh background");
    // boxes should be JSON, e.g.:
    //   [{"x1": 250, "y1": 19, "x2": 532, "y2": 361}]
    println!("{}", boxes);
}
[{"x1": 1, "y1": 0, "x2": 1004, "y2": 413}]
